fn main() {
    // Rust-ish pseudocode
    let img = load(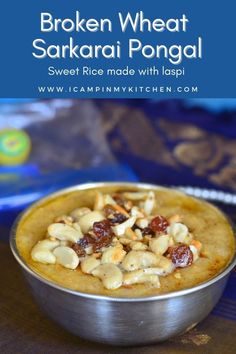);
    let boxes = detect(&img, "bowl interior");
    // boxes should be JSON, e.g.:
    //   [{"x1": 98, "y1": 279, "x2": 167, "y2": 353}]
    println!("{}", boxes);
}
[{"x1": 10, "y1": 182, "x2": 236, "y2": 302}]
